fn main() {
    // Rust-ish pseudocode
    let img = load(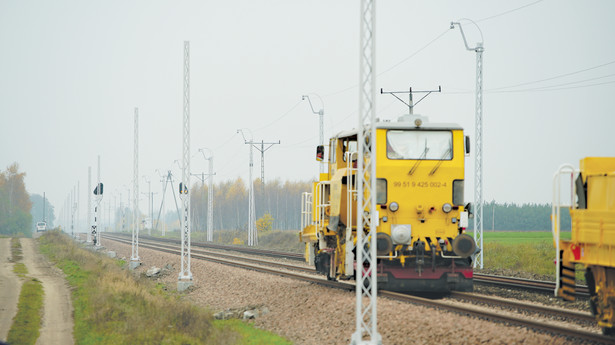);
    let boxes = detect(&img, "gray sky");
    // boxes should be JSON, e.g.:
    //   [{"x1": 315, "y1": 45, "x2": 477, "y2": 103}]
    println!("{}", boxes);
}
[{"x1": 1, "y1": 0, "x2": 614, "y2": 222}]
